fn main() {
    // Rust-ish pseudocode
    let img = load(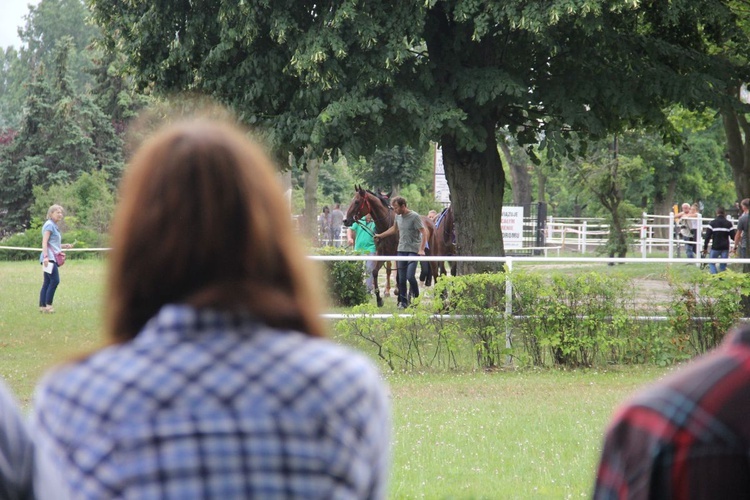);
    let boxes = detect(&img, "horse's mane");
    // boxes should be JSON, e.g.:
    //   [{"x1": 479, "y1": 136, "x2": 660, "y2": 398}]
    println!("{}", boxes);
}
[
  {"x1": 366, "y1": 189, "x2": 391, "y2": 208},
  {"x1": 435, "y1": 206, "x2": 452, "y2": 229}
]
